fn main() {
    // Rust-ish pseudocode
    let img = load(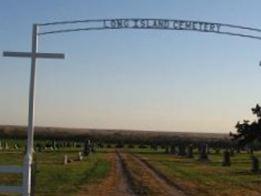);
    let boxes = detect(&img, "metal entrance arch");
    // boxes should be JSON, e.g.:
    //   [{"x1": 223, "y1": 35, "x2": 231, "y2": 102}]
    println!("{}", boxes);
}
[
  {"x1": 2, "y1": 18, "x2": 261, "y2": 196},
  {"x1": 38, "y1": 18, "x2": 261, "y2": 40}
]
